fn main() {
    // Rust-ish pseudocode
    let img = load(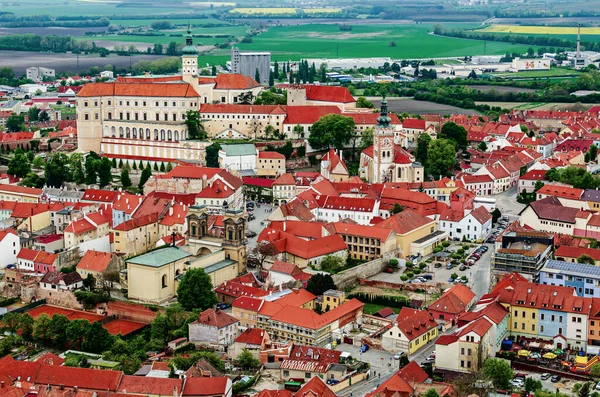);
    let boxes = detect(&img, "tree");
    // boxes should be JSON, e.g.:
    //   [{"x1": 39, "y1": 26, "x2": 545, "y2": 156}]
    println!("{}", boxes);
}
[
  {"x1": 308, "y1": 114, "x2": 355, "y2": 151},
  {"x1": 32, "y1": 156, "x2": 44, "y2": 170},
  {"x1": 82, "y1": 321, "x2": 114, "y2": 354},
  {"x1": 85, "y1": 156, "x2": 98, "y2": 185},
  {"x1": 83, "y1": 273, "x2": 95, "y2": 290},
  {"x1": 28, "y1": 106, "x2": 40, "y2": 122},
  {"x1": 427, "y1": 139, "x2": 456, "y2": 178},
  {"x1": 578, "y1": 254, "x2": 596, "y2": 265},
  {"x1": 255, "y1": 68, "x2": 261, "y2": 84},
  {"x1": 20, "y1": 172, "x2": 42, "y2": 188},
  {"x1": 153, "y1": 162, "x2": 159, "y2": 172},
  {"x1": 159, "y1": 162, "x2": 165, "y2": 172},
  {"x1": 252, "y1": 242, "x2": 279, "y2": 271},
  {"x1": 185, "y1": 110, "x2": 207, "y2": 140},
  {"x1": 591, "y1": 363, "x2": 600, "y2": 377},
  {"x1": 138, "y1": 166, "x2": 152, "y2": 189},
  {"x1": 238, "y1": 91, "x2": 254, "y2": 105},
  {"x1": 306, "y1": 273, "x2": 336, "y2": 296},
  {"x1": 120, "y1": 168, "x2": 131, "y2": 188},
  {"x1": 390, "y1": 203, "x2": 404, "y2": 215},
  {"x1": 49, "y1": 314, "x2": 70, "y2": 348},
  {"x1": 319, "y1": 255, "x2": 344, "y2": 273},
  {"x1": 468, "y1": 70, "x2": 478, "y2": 79},
  {"x1": 237, "y1": 348, "x2": 260, "y2": 369},
  {"x1": 206, "y1": 143, "x2": 221, "y2": 168},
  {"x1": 69, "y1": 153, "x2": 85, "y2": 184},
  {"x1": 579, "y1": 382, "x2": 591, "y2": 397},
  {"x1": 166, "y1": 162, "x2": 173, "y2": 172},
  {"x1": 8, "y1": 152, "x2": 31, "y2": 178},
  {"x1": 478, "y1": 141, "x2": 488, "y2": 152},
  {"x1": 421, "y1": 389, "x2": 440, "y2": 397},
  {"x1": 439, "y1": 122, "x2": 468, "y2": 151},
  {"x1": 525, "y1": 378, "x2": 543, "y2": 394},
  {"x1": 293, "y1": 124, "x2": 304, "y2": 139},
  {"x1": 534, "y1": 180, "x2": 544, "y2": 193},
  {"x1": 33, "y1": 314, "x2": 52, "y2": 342},
  {"x1": 97, "y1": 157, "x2": 113, "y2": 187},
  {"x1": 356, "y1": 96, "x2": 374, "y2": 108},
  {"x1": 6, "y1": 114, "x2": 24, "y2": 132},
  {"x1": 416, "y1": 133, "x2": 431, "y2": 166},
  {"x1": 360, "y1": 128, "x2": 374, "y2": 150},
  {"x1": 492, "y1": 208, "x2": 502, "y2": 225},
  {"x1": 39, "y1": 110, "x2": 49, "y2": 122},
  {"x1": 591, "y1": 145, "x2": 599, "y2": 162},
  {"x1": 176, "y1": 268, "x2": 218, "y2": 311},
  {"x1": 482, "y1": 358, "x2": 513, "y2": 390},
  {"x1": 268, "y1": 70, "x2": 274, "y2": 86}
]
